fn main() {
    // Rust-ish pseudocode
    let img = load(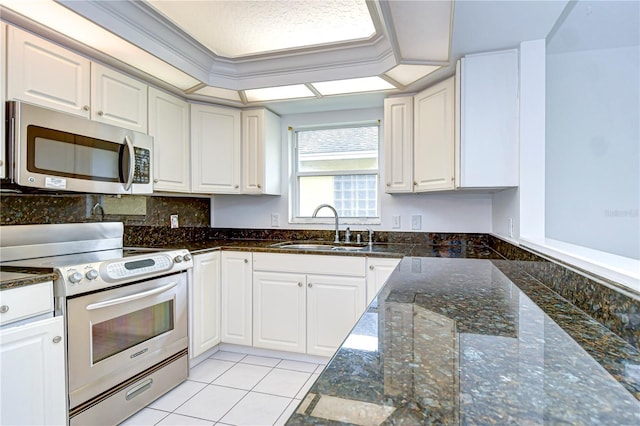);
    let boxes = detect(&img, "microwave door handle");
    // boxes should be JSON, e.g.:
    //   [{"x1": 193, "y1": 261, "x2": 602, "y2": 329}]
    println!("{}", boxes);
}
[
  {"x1": 85, "y1": 282, "x2": 177, "y2": 310},
  {"x1": 121, "y1": 135, "x2": 135, "y2": 191}
]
